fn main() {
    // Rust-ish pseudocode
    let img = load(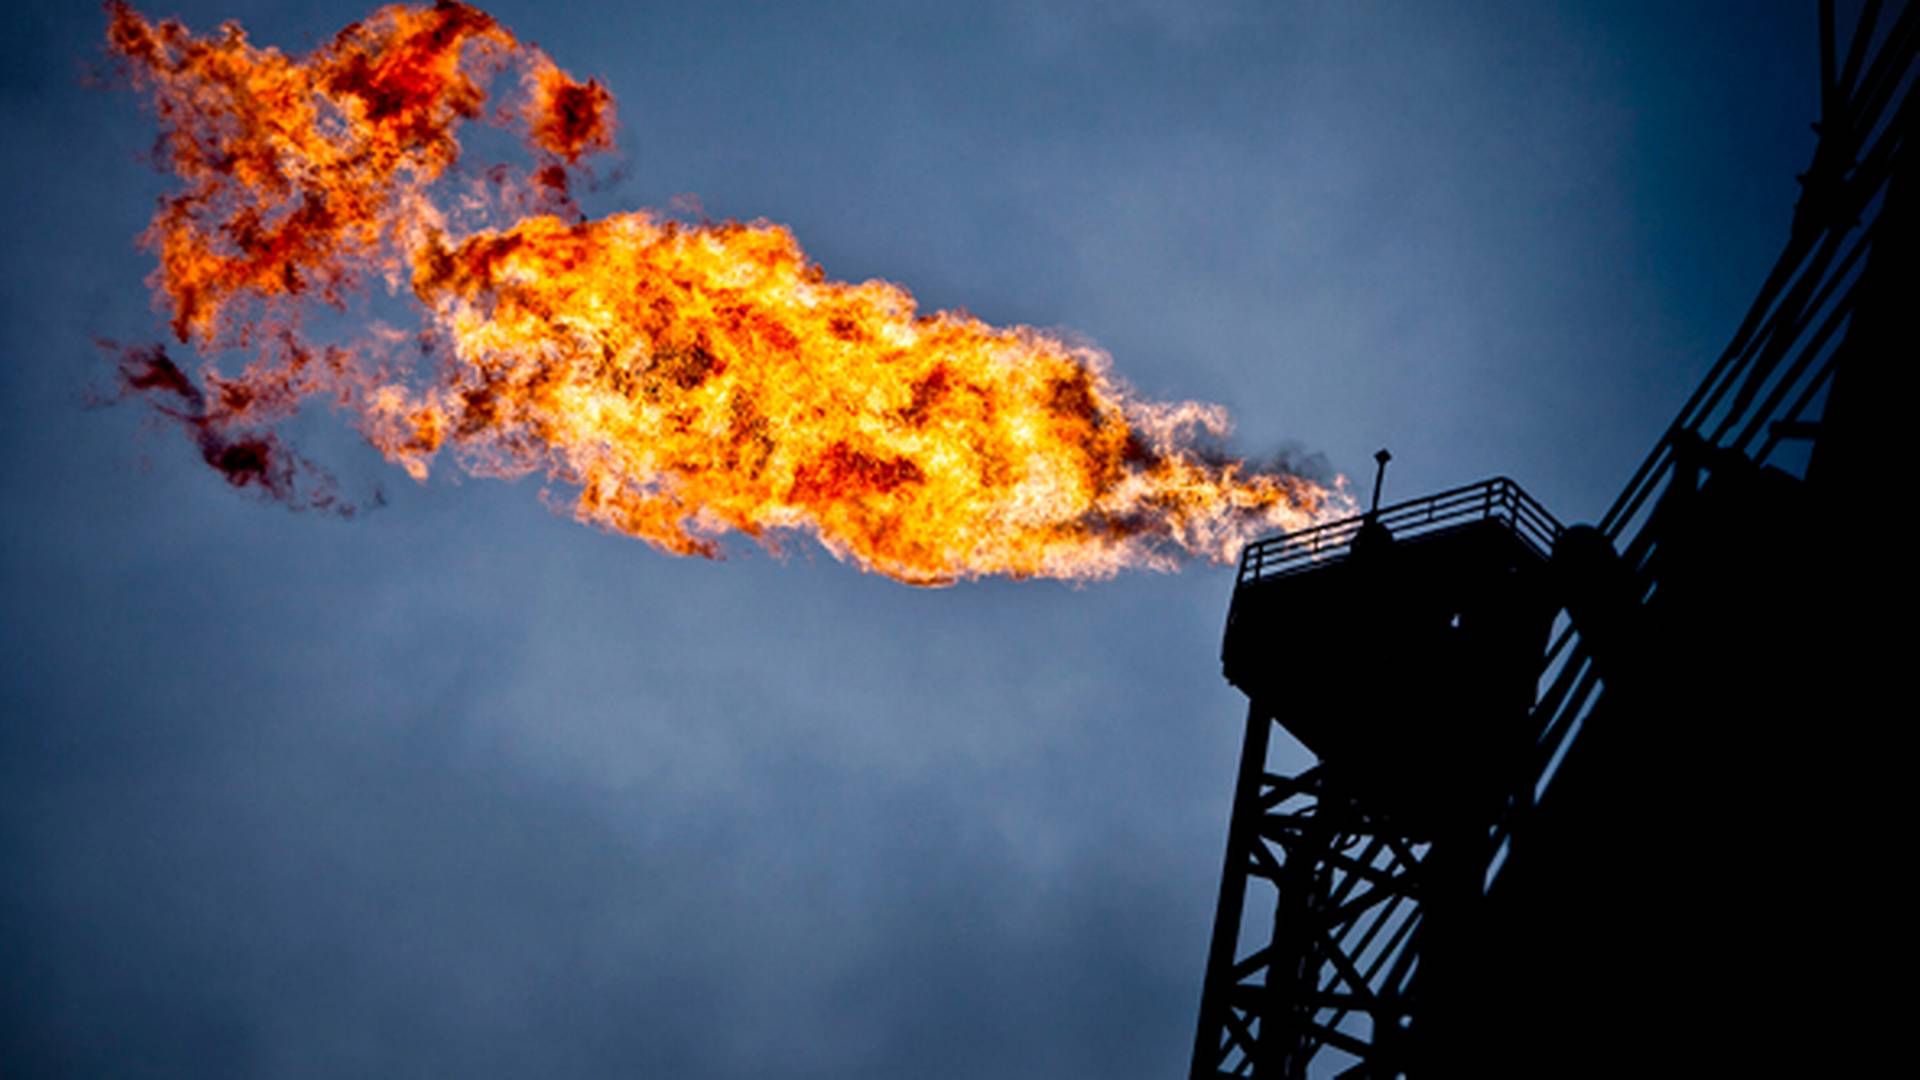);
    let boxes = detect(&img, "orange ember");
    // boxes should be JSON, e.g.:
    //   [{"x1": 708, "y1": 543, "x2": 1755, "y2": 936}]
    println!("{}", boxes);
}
[{"x1": 105, "y1": 1, "x2": 1349, "y2": 584}]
